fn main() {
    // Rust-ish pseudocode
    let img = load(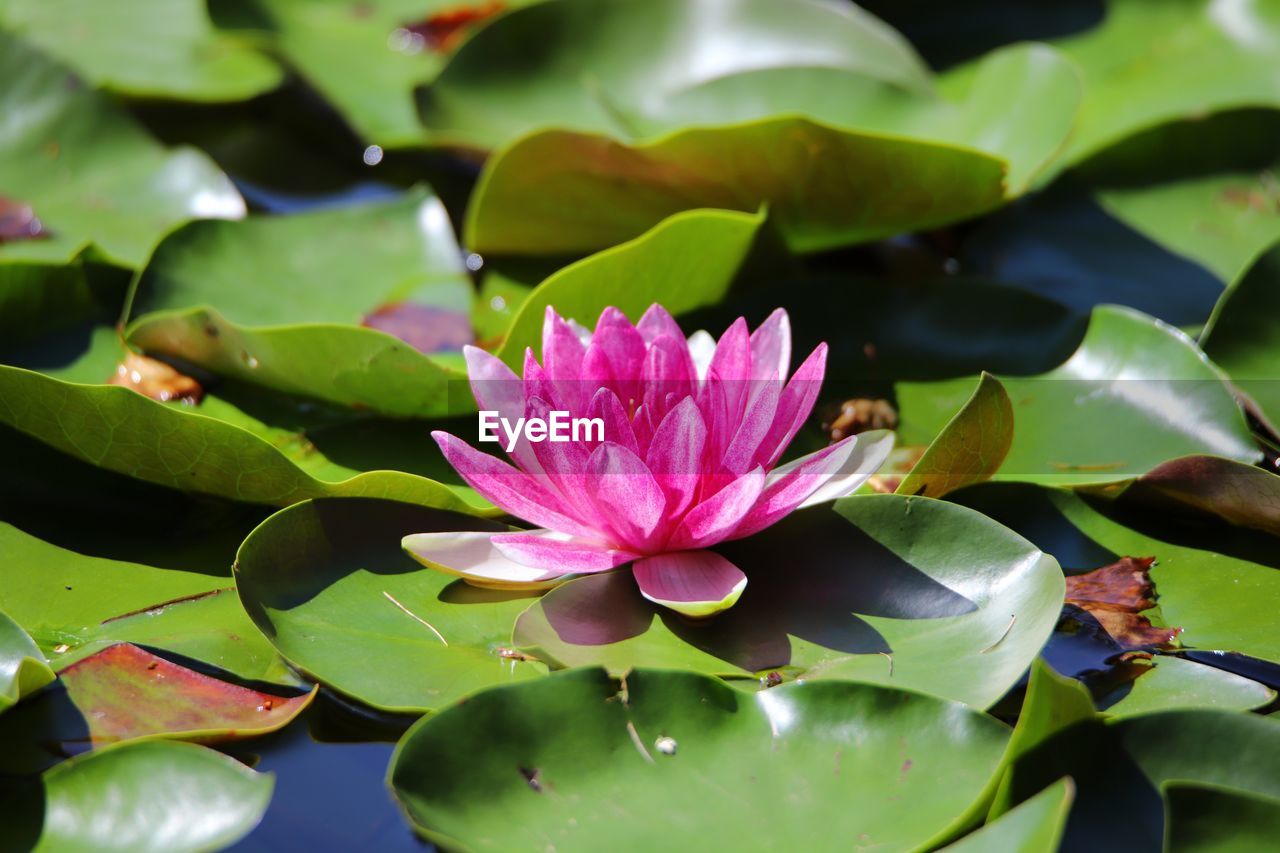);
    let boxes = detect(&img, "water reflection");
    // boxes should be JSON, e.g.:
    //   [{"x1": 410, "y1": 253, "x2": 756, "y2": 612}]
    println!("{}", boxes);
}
[{"x1": 223, "y1": 690, "x2": 431, "y2": 852}]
